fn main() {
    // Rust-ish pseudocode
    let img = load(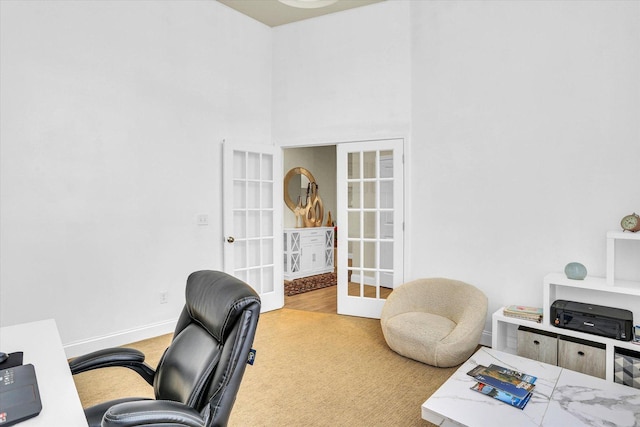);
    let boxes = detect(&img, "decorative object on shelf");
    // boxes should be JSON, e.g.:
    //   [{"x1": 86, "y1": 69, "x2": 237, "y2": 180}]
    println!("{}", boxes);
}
[
  {"x1": 293, "y1": 196, "x2": 304, "y2": 228},
  {"x1": 302, "y1": 181, "x2": 324, "y2": 227},
  {"x1": 325, "y1": 211, "x2": 333, "y2": 227},
  {"x1": 564, "y1": 262, "x2": 587, "y2": 280},
  {"x1": 621, "y1": 212, "x2": 640, "y2": 232}
]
